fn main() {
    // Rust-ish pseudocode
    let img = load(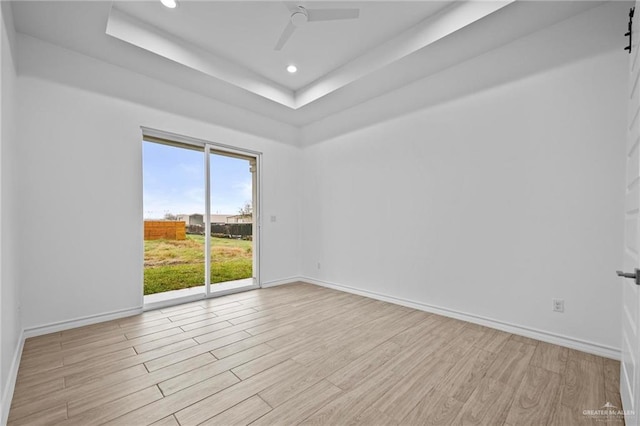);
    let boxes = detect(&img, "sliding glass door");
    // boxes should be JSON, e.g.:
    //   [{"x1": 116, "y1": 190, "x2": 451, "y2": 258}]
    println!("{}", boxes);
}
[
  {"x1": 142, "y1": 142, "x2": 205, "y2": 297},
  {"x1": 205, "y1": 147, "x2": 257, "y2": 296},
  {"x1": 142, "y1": 133, "x2": 259, "y2": 304}
]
